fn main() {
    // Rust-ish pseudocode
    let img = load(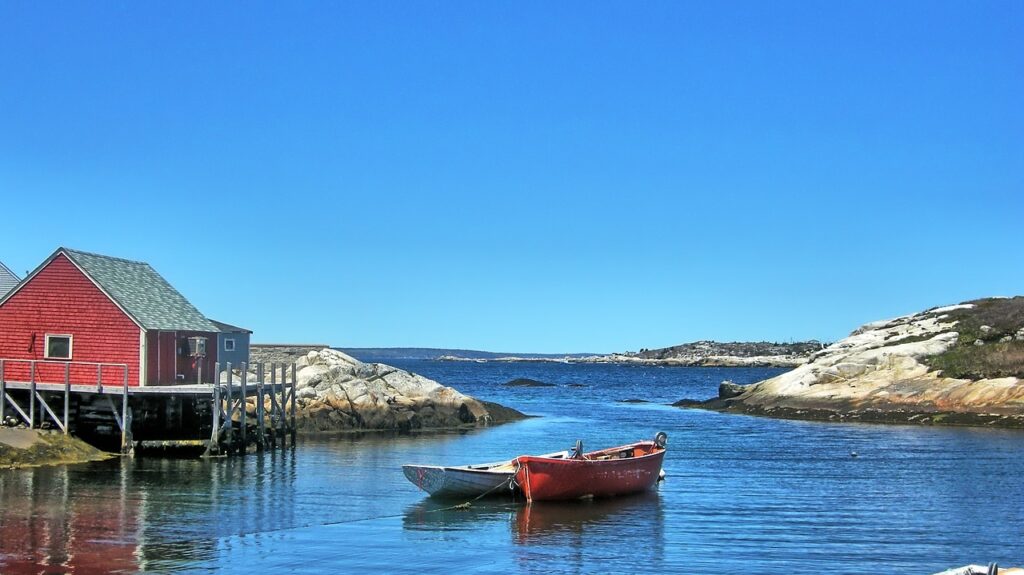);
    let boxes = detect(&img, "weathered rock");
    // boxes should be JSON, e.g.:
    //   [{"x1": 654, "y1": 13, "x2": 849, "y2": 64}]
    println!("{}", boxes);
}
[
  {"x1": 718, "y1": 381, "x2": 747, "y2": 399},
  {"x1": 503, "y1": 378, "x2": 556, "y2": 387},
  {"x1": 677, "y1": 298, "x2": 1024, "y2": 429},
  {"x1": 248, "y1": 347, "x2": 527, "y2": 433}
]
